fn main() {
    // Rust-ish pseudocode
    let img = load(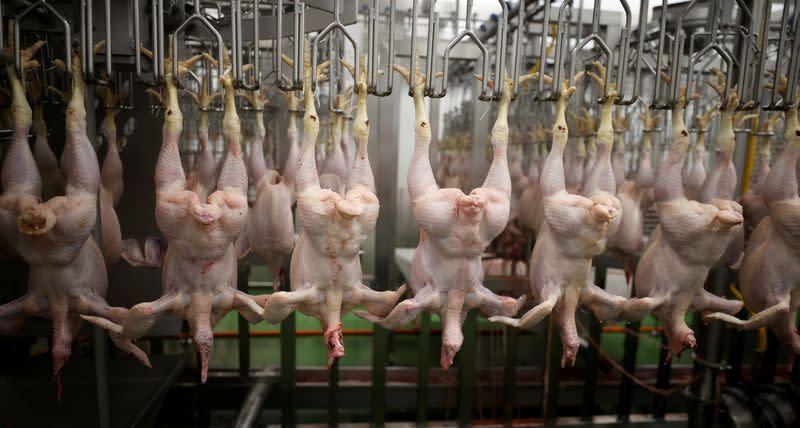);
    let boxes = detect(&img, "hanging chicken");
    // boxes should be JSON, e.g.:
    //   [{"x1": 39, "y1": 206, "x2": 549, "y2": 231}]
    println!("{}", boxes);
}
[
  {"x1": 491, "y1": 71, "x2": 629, "y2": 366},
  {"x1": 621, "y1": 76, "x2": 744, "y2": 356},
  {"x1": 634, "y1": 105, "x2": 660, "y2": 212},
  {"x1": 27, "y1": 73, "x2": 65, "y2": 200},
  {"x1": 683, "y1": 105, "x2": 717, "y2": 201},
  {"x1": 185, "y1": 70, "x2": 221, "y2": 200},
  {"x1": 358, "y1": 56, "x2": 528, "y2": 369},
  {"x1": 260, "y1": 51, "x2": 405, "y2": 367},
  {"x1": 83, "y1": 46, "x2": 265, "y2": 383},
  {"x1": 0, "y1": 41, "x2": 148, "y2": 379},
  {"x1": 704, "y1": 77, "x2": 800, "y2": 358},
  {"x1": 740, "y1": 112, "x2": 783, "y2": 235},
  {"x1": 236, "y1": 87, "x2": 295, "y2": 290}
]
